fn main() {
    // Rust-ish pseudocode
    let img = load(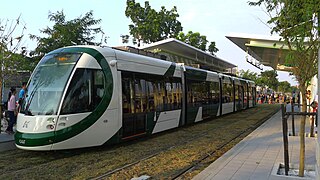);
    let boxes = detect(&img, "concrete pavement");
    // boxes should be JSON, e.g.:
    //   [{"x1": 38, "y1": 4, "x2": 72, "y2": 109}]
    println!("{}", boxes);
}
[
  {"x1": 1, "y1": 118, "x2": 16, "y2": 152},
  {"x1": 193, "y1": 105, "x2": 316, "y2": 180}
]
